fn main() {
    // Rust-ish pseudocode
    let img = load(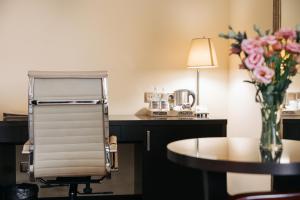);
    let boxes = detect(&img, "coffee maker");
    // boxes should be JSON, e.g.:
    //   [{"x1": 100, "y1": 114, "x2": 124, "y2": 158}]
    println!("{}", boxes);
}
[{"x1": 172, "y1": 89, "x2": 195, "y2": 111}]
